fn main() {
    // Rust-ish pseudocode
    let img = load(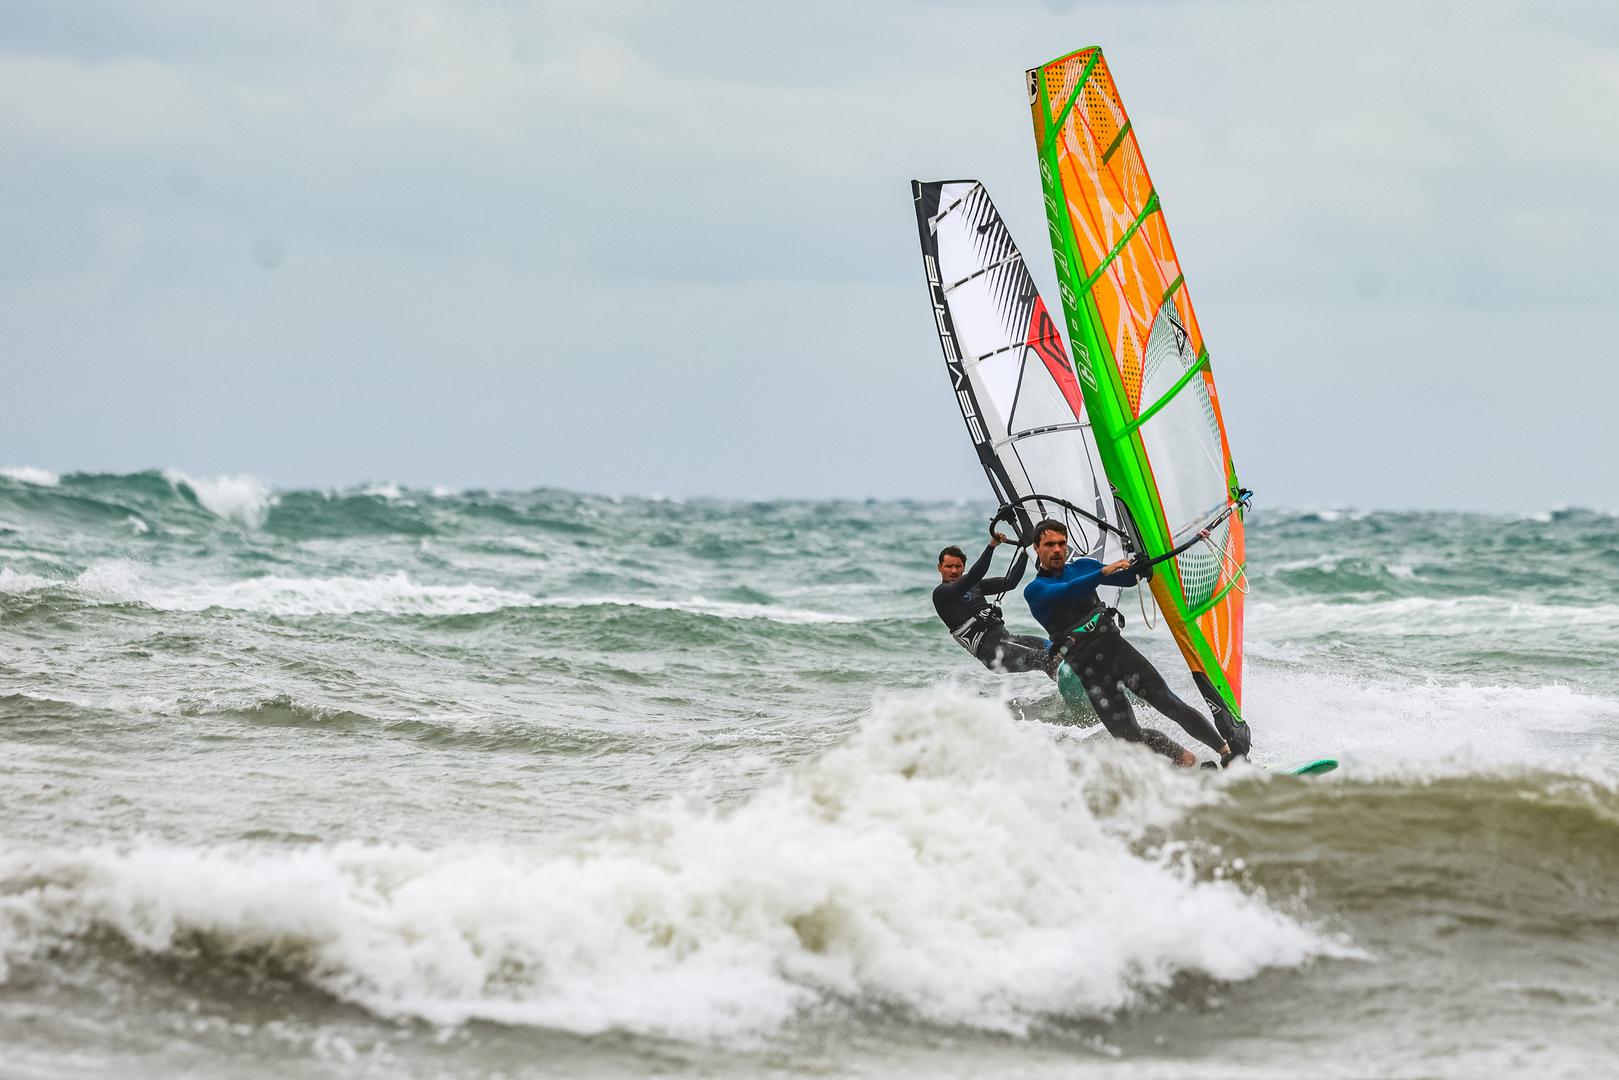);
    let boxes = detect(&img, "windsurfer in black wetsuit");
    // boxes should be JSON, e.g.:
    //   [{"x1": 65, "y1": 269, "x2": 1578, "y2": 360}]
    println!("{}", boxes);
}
[
  {"x1": 933, "y1": 530, "x2": 1054, "y2": 676},
  {"x1": 1023, "y1": 517, "x2": 1244, "y2": 767}
]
